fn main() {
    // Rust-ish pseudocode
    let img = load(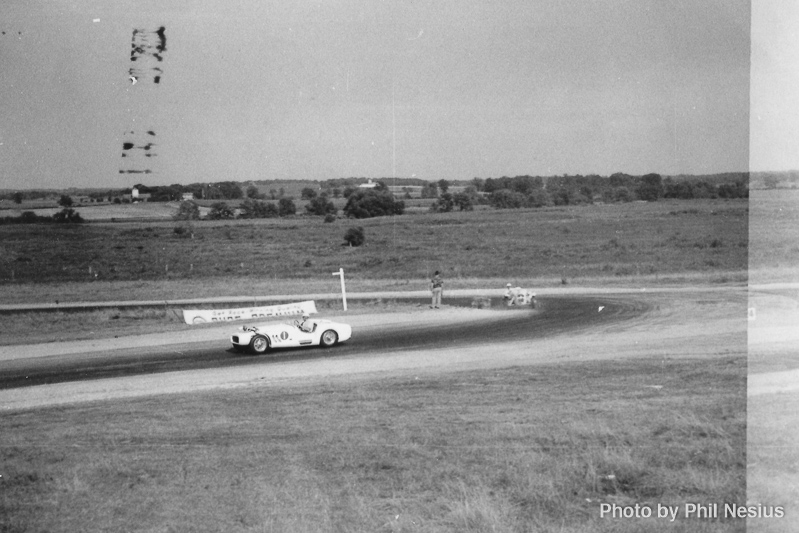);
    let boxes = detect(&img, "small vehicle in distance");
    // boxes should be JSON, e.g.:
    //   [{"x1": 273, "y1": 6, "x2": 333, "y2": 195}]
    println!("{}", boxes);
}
[{"x1": 230, "y1": 317, "x2": 352, "y2": 354}]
